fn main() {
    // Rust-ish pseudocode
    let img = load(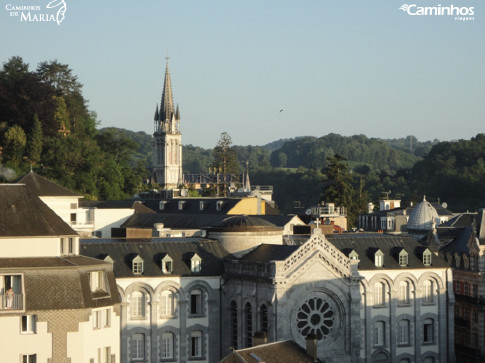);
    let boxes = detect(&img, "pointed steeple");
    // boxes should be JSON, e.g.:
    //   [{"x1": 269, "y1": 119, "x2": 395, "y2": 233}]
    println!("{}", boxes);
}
[
  {"x1": 160, "y1": 58, "x2": 175, "y2": 122},
  {"x1": 175, "y1": 103, "x2": 180, "y2": 120},
  {"x1": 154, "y1": 104, "x2": 159, "y2": 121}
]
